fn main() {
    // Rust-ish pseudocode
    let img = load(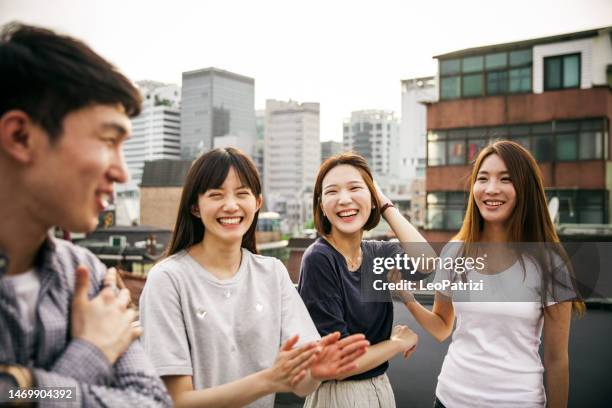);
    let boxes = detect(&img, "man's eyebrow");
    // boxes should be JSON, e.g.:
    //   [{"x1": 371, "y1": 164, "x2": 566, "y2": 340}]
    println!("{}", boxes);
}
[{"x1": 100, "y1": 122, "x2": 129, "y2": 138}]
